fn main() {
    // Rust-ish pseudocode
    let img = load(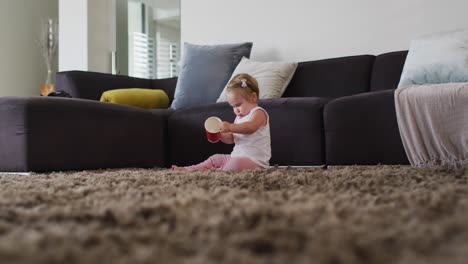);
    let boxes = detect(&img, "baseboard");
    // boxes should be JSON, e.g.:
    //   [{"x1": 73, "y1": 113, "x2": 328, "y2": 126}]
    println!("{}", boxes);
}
[
  {"x1": 271, "y1": 165, "x2": 326, "y2": 169},
  {"x1": 0, "y1": 172, "x2": 31, "y2": 175}
]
